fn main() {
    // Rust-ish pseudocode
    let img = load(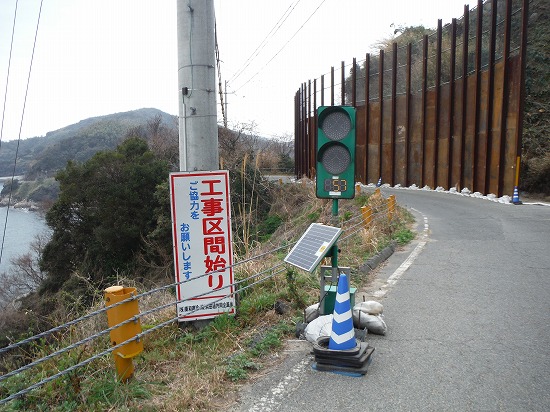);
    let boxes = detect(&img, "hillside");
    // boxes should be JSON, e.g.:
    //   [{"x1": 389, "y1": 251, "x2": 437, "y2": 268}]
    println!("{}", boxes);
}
[{"x1": 0, "y1": 108, "x2": 177, "y2": 178}]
